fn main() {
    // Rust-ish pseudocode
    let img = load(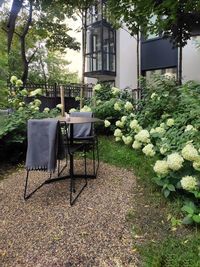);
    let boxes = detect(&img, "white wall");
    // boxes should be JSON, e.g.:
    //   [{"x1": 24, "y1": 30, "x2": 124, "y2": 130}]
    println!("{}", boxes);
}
[
  {"x1": 182, "y1": 37, "x2": 200, "y2": 82},
  {"x1": 116, "y1": 28, "x2": 138, "y2": 89}
]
